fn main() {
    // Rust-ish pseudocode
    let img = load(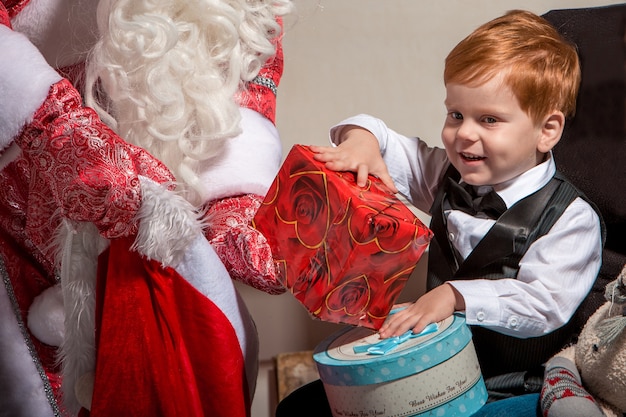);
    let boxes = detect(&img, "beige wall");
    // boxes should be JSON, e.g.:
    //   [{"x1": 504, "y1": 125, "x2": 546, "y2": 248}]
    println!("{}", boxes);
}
[
  {"x1": 246, "y1": 1, "x2": 623, "y2": 415},
  {"x1": 277, "y1": 0, "x2": 624, "y2": 152}
]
